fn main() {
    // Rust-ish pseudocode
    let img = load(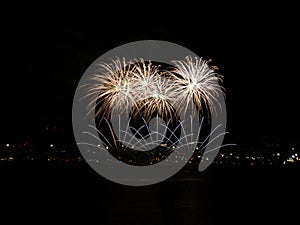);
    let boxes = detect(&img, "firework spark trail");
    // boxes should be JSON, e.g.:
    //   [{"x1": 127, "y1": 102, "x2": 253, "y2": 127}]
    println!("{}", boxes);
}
[
  {"x1": 80, "y1": 56, "x2": 229, "y2": 163},
  {"x1": 170, "y1": 56, "x2": 224, "y2": 117},
  {"x1": 79, "y1": 116, "x2": 235, "y2": 164},
  {"x1": 142, "y1": 117, "x2": 154, "y2": 145},
  {"x1": 130, "y1": 60, "x2": 177, "y2": 120},
  {"x1": 141, "y1": 75, "x2": 177, "y2": 121},
  {"x1": 84, "y1": 58, "x2": 138, "y2": 120},
  {"x1": 87, "y1": 124, "x2": 115, "y2": 150},
  {"x1": 84, "y1": 58, "x2": 179, "y2": 123},
  {"x1": 198, "y1": 124, "x2": 223, "y2": 150},
  {"x1": 127, "y1": 125, "x2": 150, "y2": 150},
  {"x1": 84, "y1": 56, "x2": 224, "y2": 123},
  {"x1": 130, "y1": 59, "x2": 161, "y2": 98}
]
